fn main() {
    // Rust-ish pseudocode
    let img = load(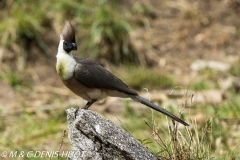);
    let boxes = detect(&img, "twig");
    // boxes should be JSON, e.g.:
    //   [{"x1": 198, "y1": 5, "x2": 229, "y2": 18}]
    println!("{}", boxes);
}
[{"x1": 58, "y1": 129, "x2": 66, "y2": 160}]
